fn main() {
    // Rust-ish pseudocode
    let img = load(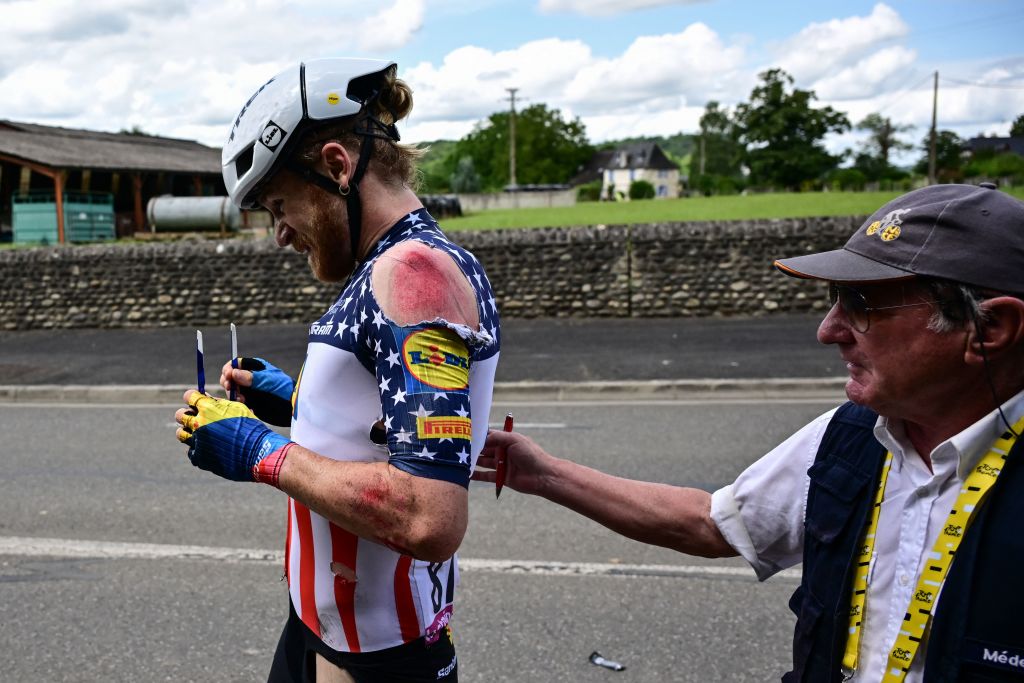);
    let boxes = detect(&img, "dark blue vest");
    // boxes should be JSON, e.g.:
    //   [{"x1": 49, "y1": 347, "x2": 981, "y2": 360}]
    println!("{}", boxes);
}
[{"x1": 785, "y1": 402, "x2": 1024, "y2": 682}]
